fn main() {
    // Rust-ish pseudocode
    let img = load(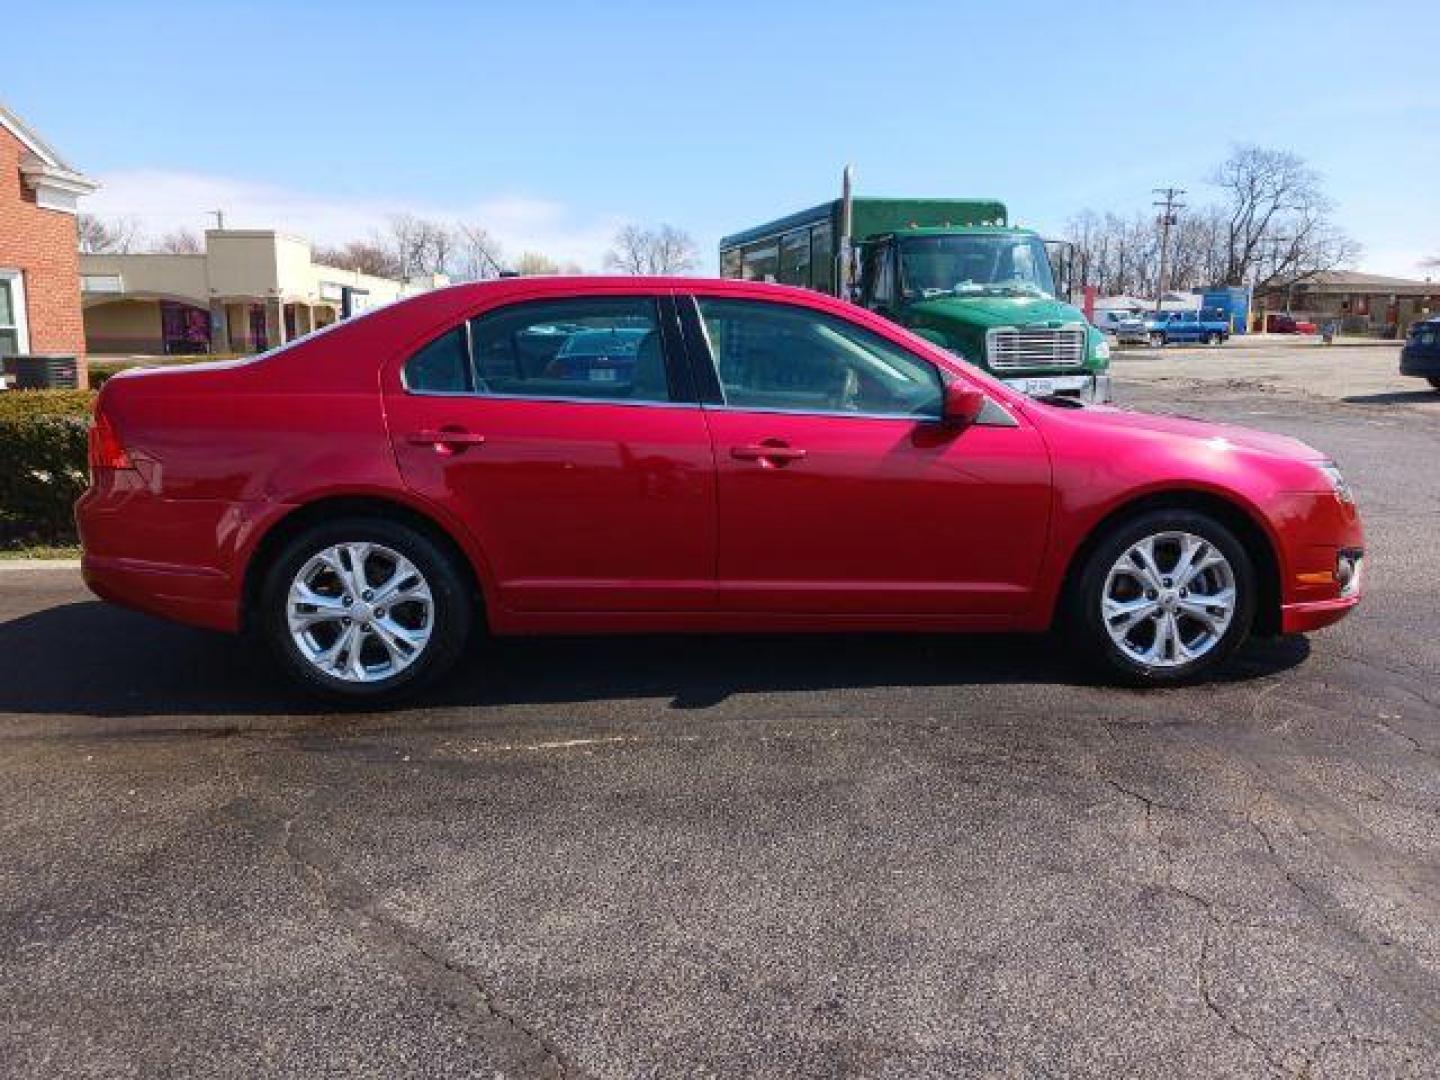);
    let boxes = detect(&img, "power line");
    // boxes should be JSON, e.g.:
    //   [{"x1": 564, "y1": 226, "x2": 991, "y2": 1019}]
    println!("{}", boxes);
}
[{"x1": 1152, "y1": 187, "x2": 1186, "y2": 312}]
